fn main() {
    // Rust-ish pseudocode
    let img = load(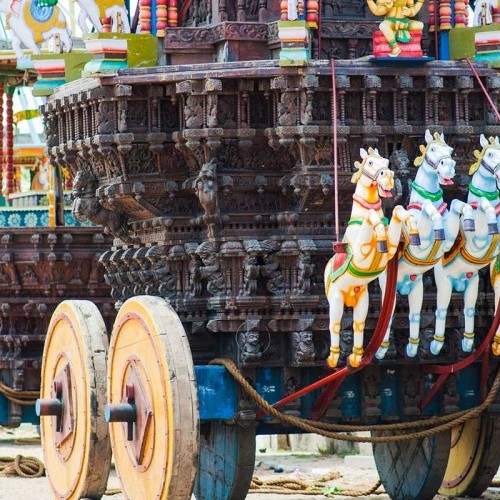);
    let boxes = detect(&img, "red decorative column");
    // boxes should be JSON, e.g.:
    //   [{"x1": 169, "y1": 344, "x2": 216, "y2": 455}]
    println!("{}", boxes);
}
[
  {"x1": 453, "y1": 0, "x2": 467, "y2": 27},
  {"x1": 428, "y1": 0, "x2": 437, "y2": 31},
  {"x1": 140, "y1": 0, "x2": 152, "y2": 33},
  {"x1": 5, "y1": 89, "x2": 13, "y2": 198},
  {"x1": 0, "y1": 83, "x2": 4, "y2": 196},
  {"x1": 167, "y1": 0, "x2": 177, "y2": 26},
  {"x1": 439, "y1": 0, "x2": 452, "y2": 30},
  {"x1": 157, "y1": 0, "x2": 168, "y2": 34}
]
